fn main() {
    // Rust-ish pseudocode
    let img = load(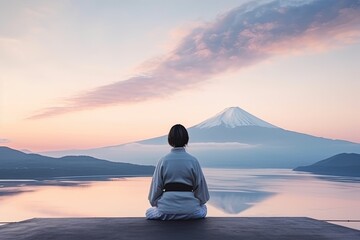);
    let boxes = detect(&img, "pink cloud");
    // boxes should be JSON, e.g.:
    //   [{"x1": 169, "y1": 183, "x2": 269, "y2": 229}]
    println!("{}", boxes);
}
[{"x1": 30, "y1": 0, "x2": 360, "y2": 119}]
